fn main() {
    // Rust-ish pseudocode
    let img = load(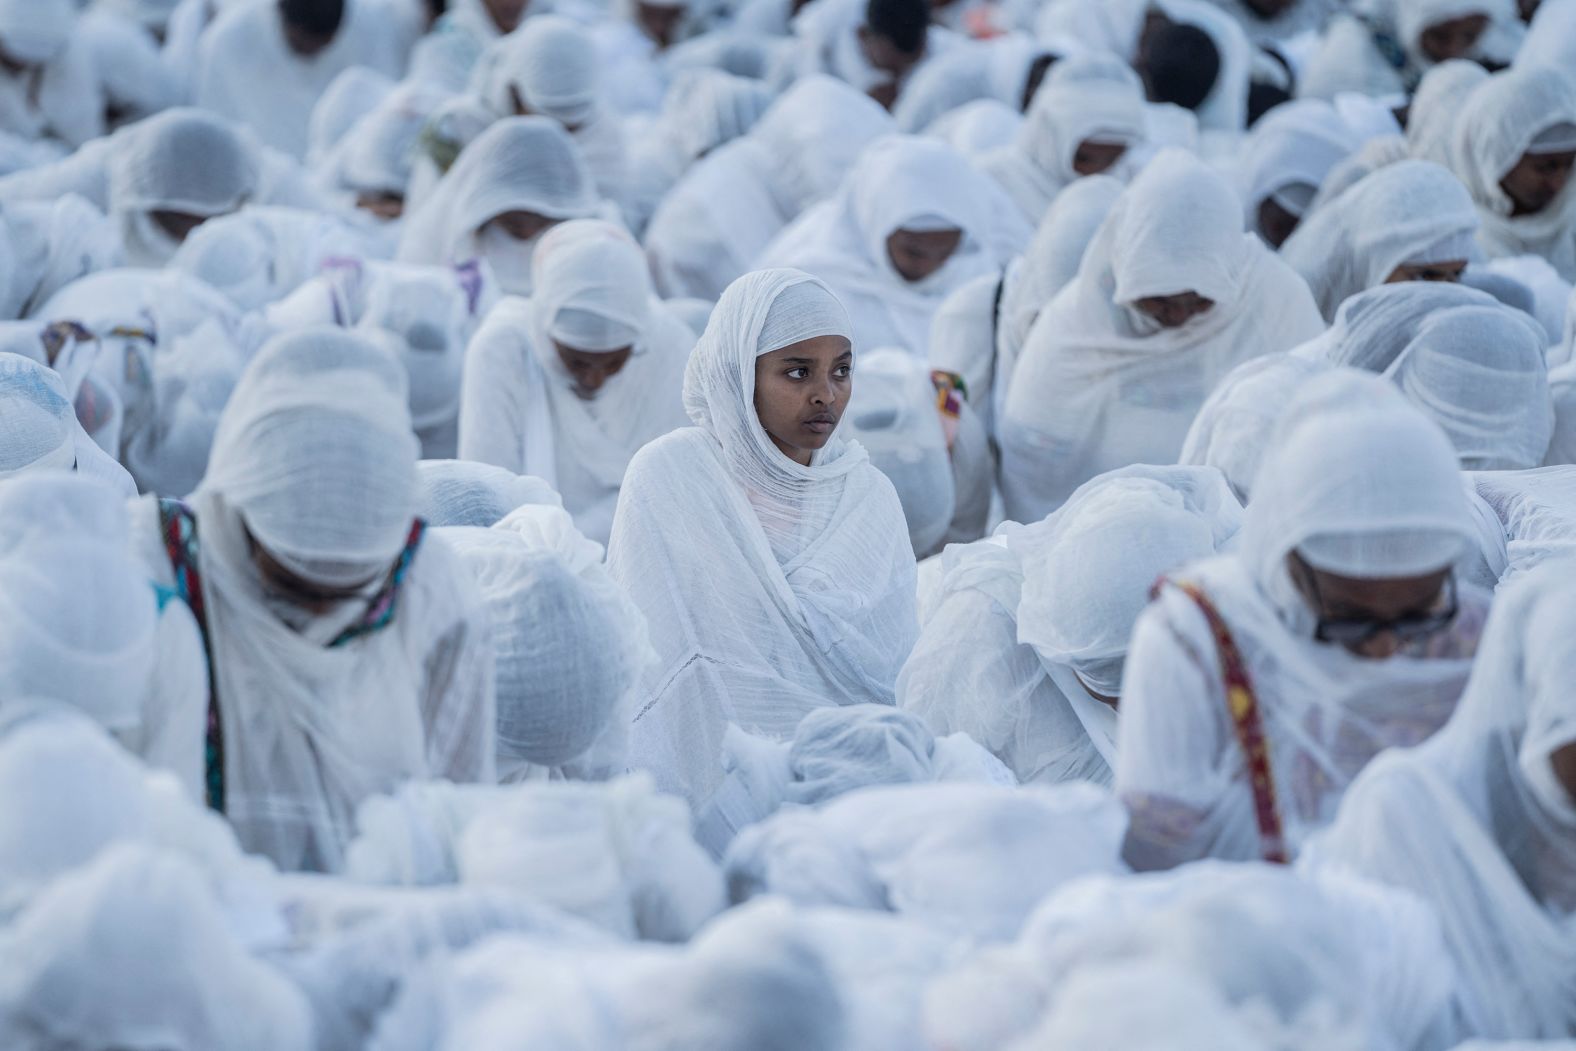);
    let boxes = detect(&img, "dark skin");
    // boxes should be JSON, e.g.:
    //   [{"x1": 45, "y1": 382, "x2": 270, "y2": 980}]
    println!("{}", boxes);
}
[
  {"x1": 753, "y1": 335, "x2": 853, "y2": 466},
  {"x1": 1417, "y1": 14, "x2": 1489, "y2": 63},
  {"x1": 1242, "y1": 0, "x2": 1296, "y2": 16},
  {"x1": 151, "y1": 209, "x2": 210, "y2": 244},
  {"x1": 1078, "y1": 677, "x2": 1120, "y2": 710},
  {"x1": 355, "y1": 191, "x2": 405, "y2": 221},
  {"x1": 1500, "y1": 149, "x2": 1576, "y2": 217},
  {"x1": 508, "y1": 85, "x2": 585, "y2": 133},
  {"x1": 1256, "y1": 197, "x2": 1301, "y2": 249},
  {"x1": 281, "y1": 21, "x2": 337, "y2": 57},
  {"x1": 1518, "y1": 0, "x2": 1541, "y2": 20},
  {"x1": 636, "y1": 1, "x2": 686, "y2": 48},
  {"x1": 0, "y1": 45, "x2": 33, "y2": 77},
  {"x1": 491, "y1": 210, "x2": 559, "y2": 241},
  {"x1": 554, "y1": 341, "x2": 634, "y2": 400},
  {"x1": 246, "y1": 527, "x2": 381, "y2": 617},
  {"x1": 483, "y1": 0, "x2": 530, "y2": 33},
  {"x1": 1551, "y1": 740, "x2": 1576, "y2": 804},
  {"x1": 858, "y1": 25, "x2": 925, "y2": 104},
  {"x1": 1386, "y1": 259, "x2": 1468, "y2": 284},
  {"x1": 1287, "y1": 551, "x2": 1452, "y2": 659},
  {"x1": 1132, "y1": 291, "x2": 1215, "y2": 329},
  {"x1": 1071, "y1": 140, "x2": 1127, "y2": 178},
  {"x1": 1020, "y1": 53, "x2": 1058, "y2": 111},
  {"x1": 886, "y1": 228, "x2": 962, "y2": 283}
]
